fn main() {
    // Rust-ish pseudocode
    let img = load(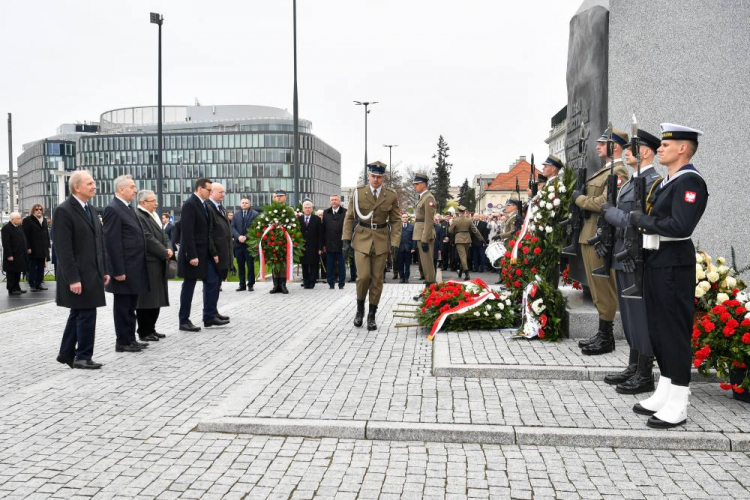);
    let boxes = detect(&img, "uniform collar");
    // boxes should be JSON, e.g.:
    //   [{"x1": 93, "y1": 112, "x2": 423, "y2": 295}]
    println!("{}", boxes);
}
[{"x1": 632, "y1": 164, "x2": 654, "y2": 178}]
